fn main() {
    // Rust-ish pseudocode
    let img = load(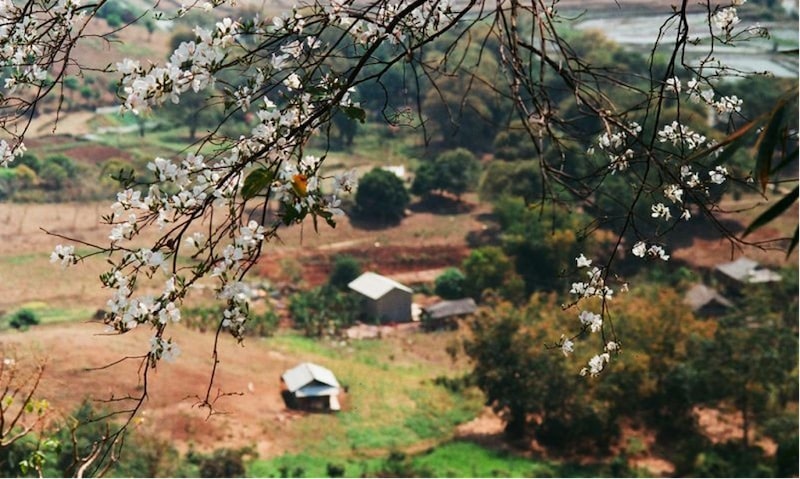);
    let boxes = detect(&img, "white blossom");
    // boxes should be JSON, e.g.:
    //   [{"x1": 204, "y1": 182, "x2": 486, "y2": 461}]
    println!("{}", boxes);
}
[
  {"x1": 709, "y1": 165, "x2": 728, "y2": 184},
  {"x1": 665, "y1": 76, "x2": 681, "y2": 93},
  {"x1": 575, "y1": 254, "x2": 592, "y2": 268},
  {"x1": 50, "y1": 244, "x2": 75, "y2": 267},
  {"x1": 560, "y1": 335, "x2": 574, "y2": 356},
  {"x1": 651, "y1": 203, "x2": 672, "y2": 221},
  {"x1": 581, "y1": 353, "x2": 610, "y2": 377},
  {"x1": 632, "y1": 241, "x2": 647, "y2": 258},
  {"x1": 713, "y1": 7, "x2": 741, "y2": 33},
  {"x1": 664, "y1": 184, "x2": 684, "y2": 204},
  {"x1": 579, "y1": 310, "x2": 603, "y2": 333}
]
